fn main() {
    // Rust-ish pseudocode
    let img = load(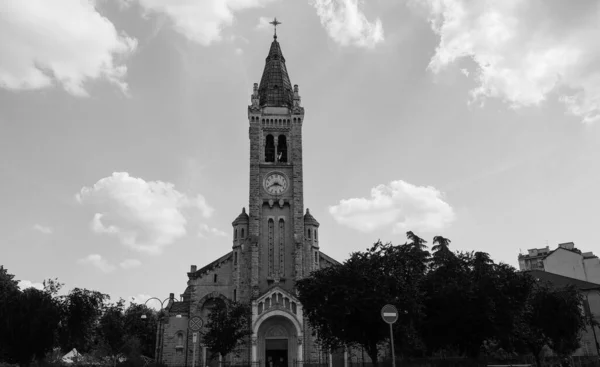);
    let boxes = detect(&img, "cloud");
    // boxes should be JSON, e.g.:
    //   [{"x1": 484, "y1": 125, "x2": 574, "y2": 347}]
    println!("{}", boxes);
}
[
  {"x1": 76, "y1": 172, "x2": 213, "y2": 254},
  {"x1": 0, "y1": 0, "x2": 137, "y2": 96},
  {"x1": 411, "y1": 0, "x2": 600, "y2": 123},
  {"x1": 310, "y1": 0, "x2": 384, "y2": 48},
  {"x1": 256, "y1": 16, "x2": 272, "y2": 30},
  {"x1": 119, "y1": 258, "x2": 142, "y2": 269},
  {"x1": 128, "y1": 0, "x2": 278, "y2": 46},
  {"x1": 78, "y1": 254, "x2": 116, "y2": 273},
  {"x1": 33, "y1": 224, "x2": 53, "y2": 234},
  {"x1": 329, "y1": 180, "x2": 456, "y2": 234},
  {"x1": 18, "y1": 280, "x2": 44, "y2": 290},
  {"x1": 198, "y1": 224, "x2": 228, "y2": 238}
]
